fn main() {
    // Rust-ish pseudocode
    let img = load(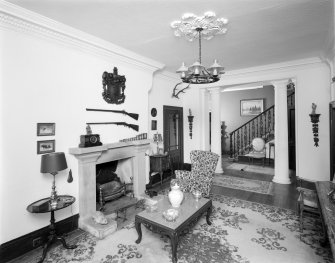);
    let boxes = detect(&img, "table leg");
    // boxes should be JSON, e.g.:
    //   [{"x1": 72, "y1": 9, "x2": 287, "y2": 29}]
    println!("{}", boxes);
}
[
  {"x1": 169, "y1": 233, "x2": 179, "y2": 263},
  {"x1": 206, "y1": 205, "x2": 212, "y2": 225},
  {"x1": 57, "y1": 236, "x2": 77, "y2": 249},
  {"x1": 37, "y1": 235, "x2": 55, "y2": 263},
  {"x1": 135, "y1": 219, "x2": 142, "y2": 244}
]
